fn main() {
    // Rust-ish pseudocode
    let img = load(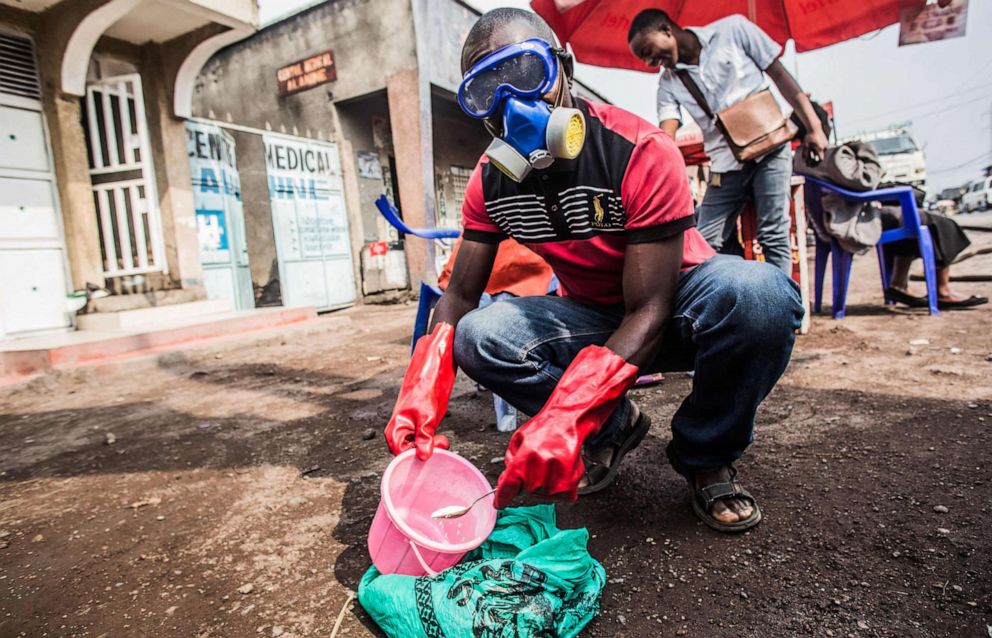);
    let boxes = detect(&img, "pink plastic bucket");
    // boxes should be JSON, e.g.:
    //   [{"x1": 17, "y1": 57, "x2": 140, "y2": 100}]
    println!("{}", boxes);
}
[{"x1": 368, "y1": 448, "x2": 497, "y2": 576}]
